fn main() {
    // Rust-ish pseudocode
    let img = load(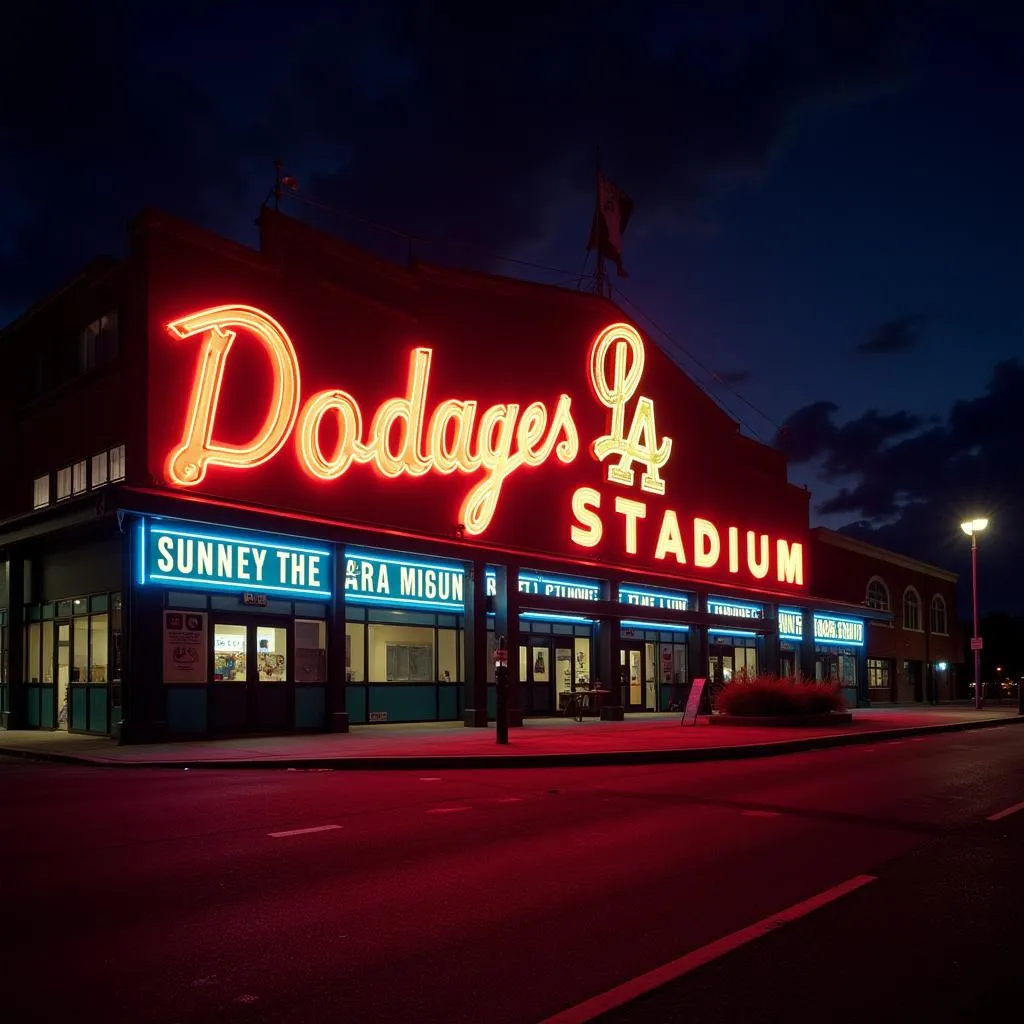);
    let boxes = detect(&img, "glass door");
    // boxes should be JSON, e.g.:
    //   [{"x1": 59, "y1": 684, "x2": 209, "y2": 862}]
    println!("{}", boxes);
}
[
  {"x1": 620, "y1": 644, "x2": 645, "y2": 711},
  {"x1": 524, "y1": 636, "x2": 552, "y2": 716},
  {"x1": 210, "y1": 618, "x2": 292, "y2": 733},
  {"x1": 56, "y1": 622, "x2": 71, "y2": 730}
]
